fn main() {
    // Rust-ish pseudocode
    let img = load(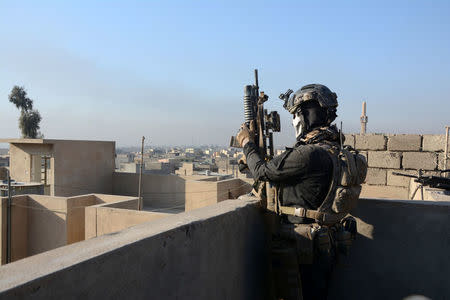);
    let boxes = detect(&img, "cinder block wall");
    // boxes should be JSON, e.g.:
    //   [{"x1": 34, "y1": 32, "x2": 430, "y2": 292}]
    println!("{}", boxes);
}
[{"x1": 345, "y1": 134, "x2": 448, "y2": 199}]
